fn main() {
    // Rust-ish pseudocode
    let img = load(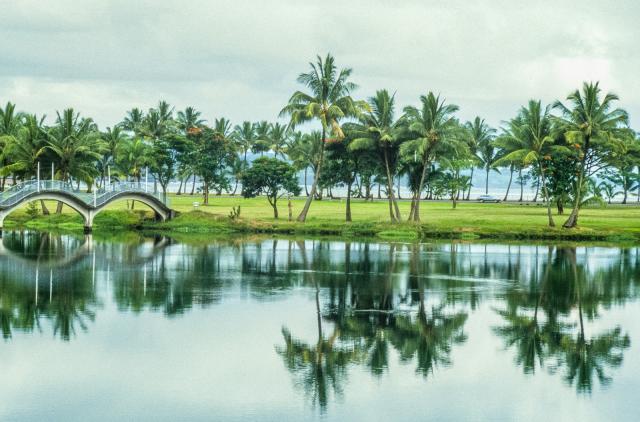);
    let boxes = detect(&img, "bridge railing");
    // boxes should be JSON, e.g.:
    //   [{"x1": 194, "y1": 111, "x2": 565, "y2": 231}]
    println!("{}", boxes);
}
[{"x1": 0, "y1": 180, "x2": 169, "y2": 209}]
